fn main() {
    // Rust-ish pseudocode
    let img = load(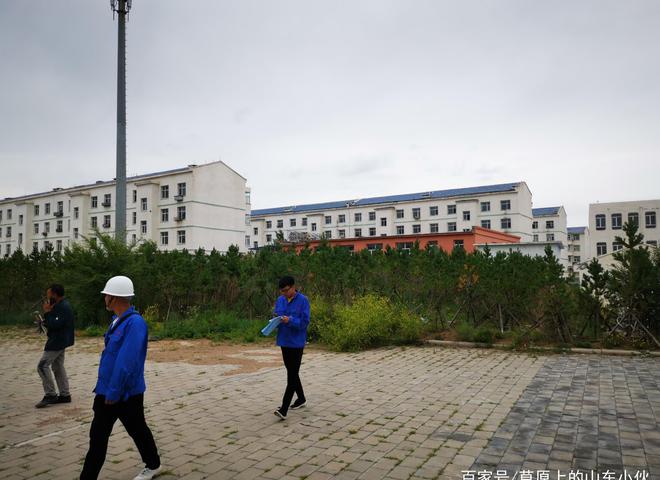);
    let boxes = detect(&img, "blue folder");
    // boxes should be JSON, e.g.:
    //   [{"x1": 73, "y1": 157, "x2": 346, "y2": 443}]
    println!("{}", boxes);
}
[{"x1": 261, "y1": 316, "x2": 282, "y2": 336}]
